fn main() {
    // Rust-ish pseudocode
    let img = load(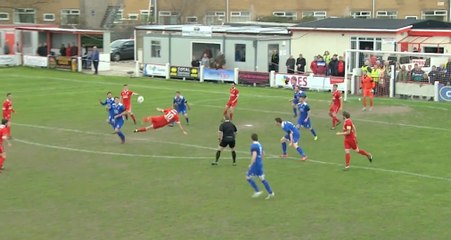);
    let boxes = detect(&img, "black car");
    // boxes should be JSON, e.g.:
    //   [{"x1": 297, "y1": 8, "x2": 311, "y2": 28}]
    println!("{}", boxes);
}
[{"x1": 110, "y1": 39, "x2": 135, "y2": 61}]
